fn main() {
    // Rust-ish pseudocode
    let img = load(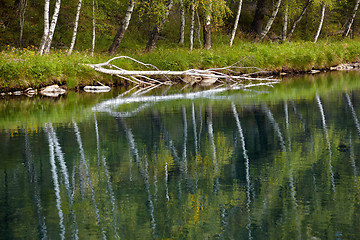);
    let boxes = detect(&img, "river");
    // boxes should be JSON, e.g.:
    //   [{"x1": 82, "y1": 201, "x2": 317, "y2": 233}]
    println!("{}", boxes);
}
[{"x1": 1, "y1": 71, "x2": 360, "y2": 239}]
